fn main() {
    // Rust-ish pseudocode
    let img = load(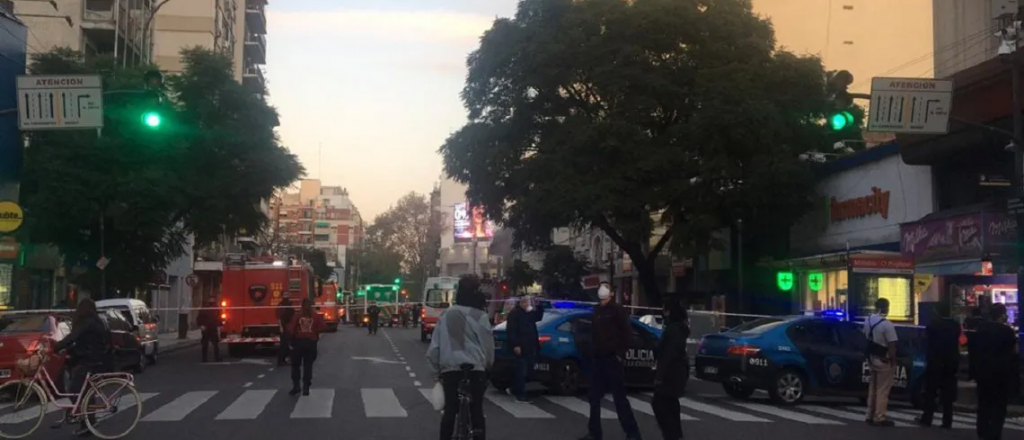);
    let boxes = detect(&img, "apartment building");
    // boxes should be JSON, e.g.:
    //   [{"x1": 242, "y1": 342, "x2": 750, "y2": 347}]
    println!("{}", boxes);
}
[
  {"x1": 437, "y1": 178, "x2": 500, "y2": 277},
  {"x1": 270, "y1": 179, "x2": 365, "y2": 268},
  {"x1": 10, "y1": 0, "x2": 267, "y2": 94},
  {"x1": 932, "y1": 0, "x2": 1018, "y2": 78}
]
